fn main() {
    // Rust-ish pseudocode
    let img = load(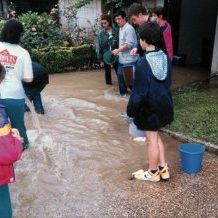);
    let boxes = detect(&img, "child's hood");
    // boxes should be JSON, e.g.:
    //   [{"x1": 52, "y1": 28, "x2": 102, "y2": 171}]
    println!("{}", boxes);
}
[{"x1": 145, "y1": 50, "x2": 168, "y2": 81}]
